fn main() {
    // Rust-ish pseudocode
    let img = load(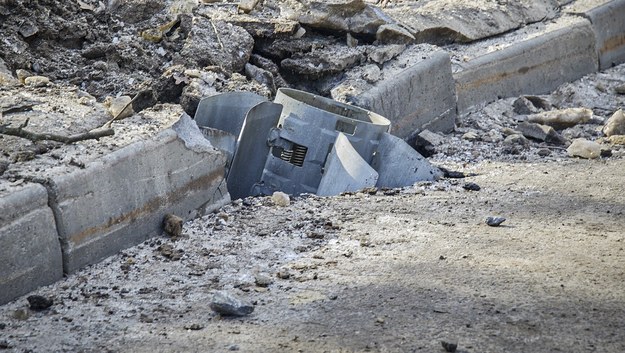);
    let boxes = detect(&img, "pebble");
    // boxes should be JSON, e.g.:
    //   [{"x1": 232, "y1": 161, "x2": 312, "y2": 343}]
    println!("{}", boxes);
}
[
  {"x1": 462, "y1": 131, "x2": 479, "y2": 141},
  {"x1": 163, "y1": 213, "x2": 183, "y2": 238},
  {"x1": 107, "y1": 95, "x2": 134, "y2": 119},
  {"x1": 602, "y1": 109, "x2": 625, "y2": 137},
  {"x1": 615, "y1": 84, "x2": 625, "y2": 95},
  {"x1": 486, "y1": 216, "x2": 506, "y2": 227},
  {"x1": 209, "y1": 291, "x2": 254, "y2": 317},
  {"x1": 517, "y1": 122, "x2": 567, "y2": 145},
  {"x1": 271, "y1": 191, "x2": 290, "y2": 207},
  {"x1": 463, "y1": 182, "x2": 481, "y2": 191},
  {"x1": 254, "y1": 274, "x2": 274, "y2": 287},
  {"x1": 537, "y1": 148, "x2": 552, "y2": 157},
  {"x1": 24, "y1": 75, "x2": 50, "y2": 87},
  {"x1": 503, "y1": 134, "x2": 529, "y2": 147},
  {"x1": 27, "y1": 295, "x2": 53, "y2": 311},
  {"x1": 567, "y1": 138, "x2": 602, "y2": 159},
  {"x1": 607, "y1": 135, "x2": 625, "y2": 145}
]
